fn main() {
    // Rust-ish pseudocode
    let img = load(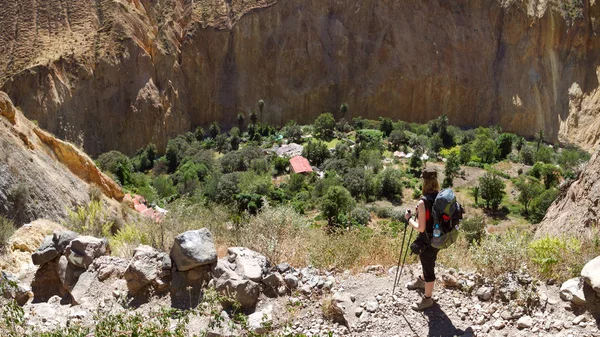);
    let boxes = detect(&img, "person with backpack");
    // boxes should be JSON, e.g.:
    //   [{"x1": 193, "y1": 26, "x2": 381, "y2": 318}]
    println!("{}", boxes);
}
[{"x1": 403, "y1": 167, "x2": 441, "y2": 311}]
